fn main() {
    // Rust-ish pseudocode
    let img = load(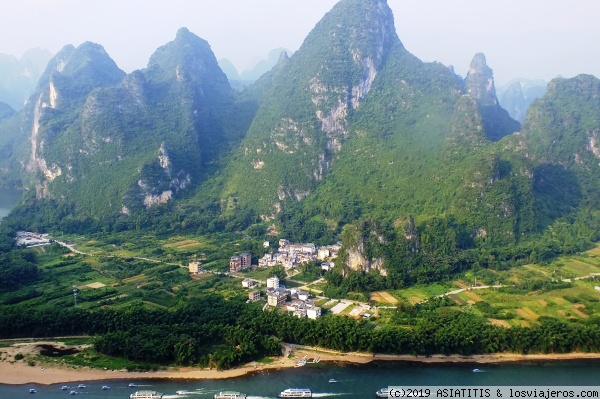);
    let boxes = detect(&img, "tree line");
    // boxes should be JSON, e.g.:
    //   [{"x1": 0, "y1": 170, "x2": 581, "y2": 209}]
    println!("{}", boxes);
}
[{"x1": 1, "y1": 295, "x2": 599, "y2": 370}]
